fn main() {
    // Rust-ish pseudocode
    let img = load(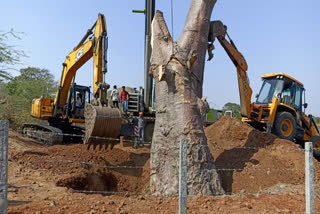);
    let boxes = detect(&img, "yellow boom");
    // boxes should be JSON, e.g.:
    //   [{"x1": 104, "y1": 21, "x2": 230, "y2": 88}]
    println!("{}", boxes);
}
[{"x1": 25, "y1": 13, "x2": 122, "y2": 148}]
